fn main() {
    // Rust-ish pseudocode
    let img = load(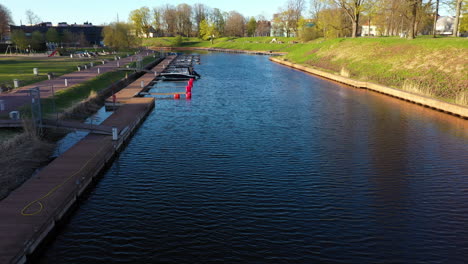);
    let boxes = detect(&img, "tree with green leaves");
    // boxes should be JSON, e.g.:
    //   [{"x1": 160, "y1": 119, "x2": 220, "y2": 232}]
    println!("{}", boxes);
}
[
  {"x1": 247, "y1": 17, "x2": 257, "y2": 36},
  {"x1": 103, "y1": 22, "x2": 140, "y2": 50},
  {"x1": 11, "y1": 30, "x2": 28, "y2": 50},
  {"x1": 30, "y1": 31, "x2": 44, "y2": 51},
  {"x1": 45, "y1": 28, "x2": 60, "y2": 43},
  {"x1": 199, "y1": 19, "x2": 218, "y2": 43},
  {"x1": 129, "y1": 7, "x2": 151, "y2": 37}
]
